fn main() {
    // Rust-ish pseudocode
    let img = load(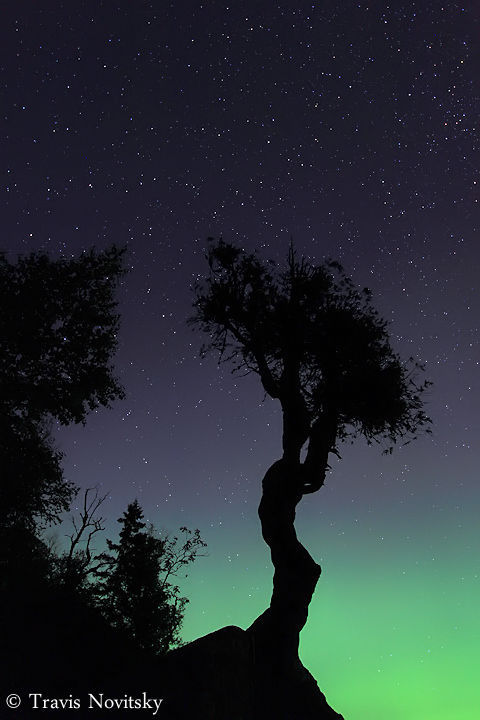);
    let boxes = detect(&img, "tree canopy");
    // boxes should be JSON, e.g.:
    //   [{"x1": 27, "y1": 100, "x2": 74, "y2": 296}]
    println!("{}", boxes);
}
[
  {"x1": 0, "y1": 245, "x2": 126, "y2": 534},
  {"x1": 192, "y1": 239, "x2": 430, "y2": 490},
  {"x1": 0, "y1": 245, "x2": 126, "y2": 426}
]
